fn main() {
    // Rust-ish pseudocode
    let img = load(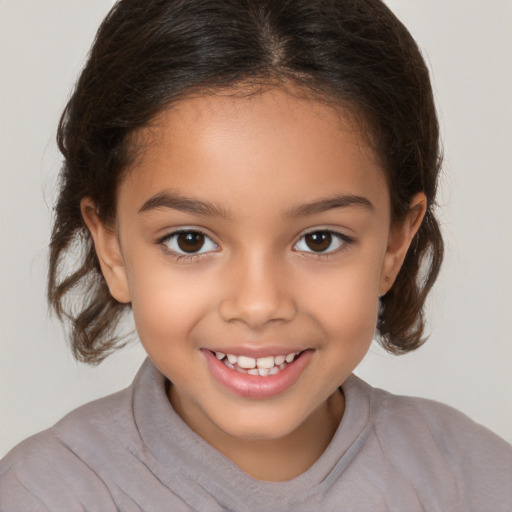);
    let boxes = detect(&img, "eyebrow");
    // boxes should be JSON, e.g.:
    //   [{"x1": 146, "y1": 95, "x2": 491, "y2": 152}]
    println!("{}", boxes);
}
[
  {"x1": 138, "y1": 191, "x2": 231, "y2": 219},
  {"x1": 138, "y1": 191, "x2": 374, "y2": 219},
  {"x1": 286, "y1": 194, "x2": 374, "y2": 217}
]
